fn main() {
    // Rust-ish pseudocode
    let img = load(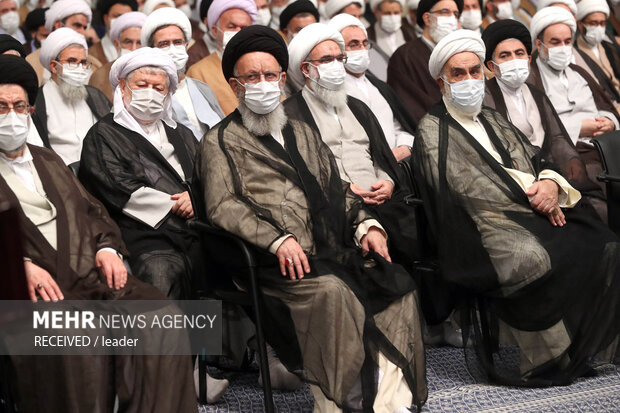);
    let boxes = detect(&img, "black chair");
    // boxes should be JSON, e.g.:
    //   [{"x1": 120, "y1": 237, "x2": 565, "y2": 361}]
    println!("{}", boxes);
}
[
  {"x1": 184, "y1": 184, "x2": 274, "y2": 412},
  {"x1": 593, "y1": 132, "x2": 620, "y2": 234}
]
